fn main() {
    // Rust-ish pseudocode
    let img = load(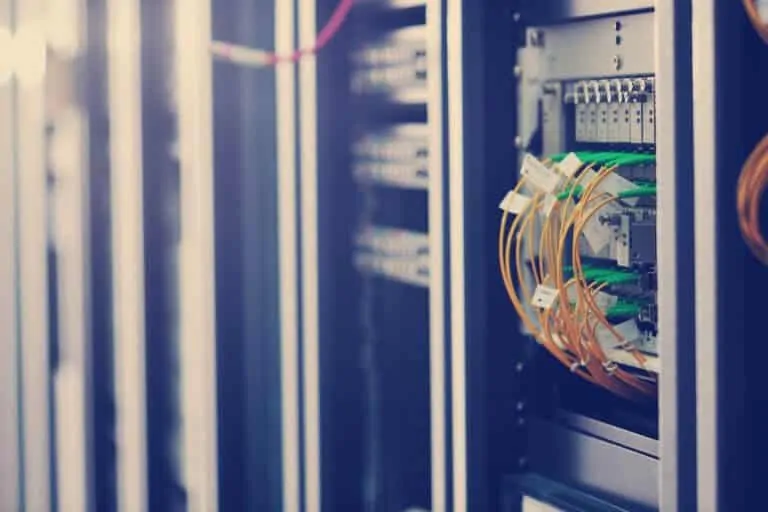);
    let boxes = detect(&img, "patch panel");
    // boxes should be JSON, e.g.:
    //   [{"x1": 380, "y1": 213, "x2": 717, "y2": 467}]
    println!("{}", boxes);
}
[
  {"x1": 352, "y1": 123, "x2": 429, "y2": 190},
  {"x1": 354, "y1": 252, "x2": 430, "y2": 288},
  {"x1": 567, "y1": 78, "x2": 655, "y2": 145},
  {"x1": 355, "y1": 225, "x2": 429, "y2": 257},
  {"x1": 350, "y1": 25, "x2": 427, "y2": 104}
]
